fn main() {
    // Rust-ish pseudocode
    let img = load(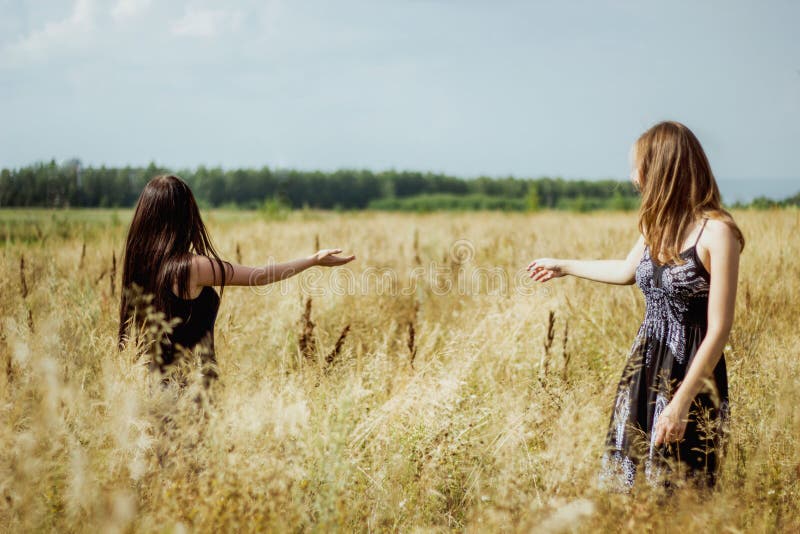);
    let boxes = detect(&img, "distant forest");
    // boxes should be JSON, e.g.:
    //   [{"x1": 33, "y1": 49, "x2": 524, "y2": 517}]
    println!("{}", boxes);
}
[{"x1": 1, "y1": 160, "x2": 797, "y2": 212}]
